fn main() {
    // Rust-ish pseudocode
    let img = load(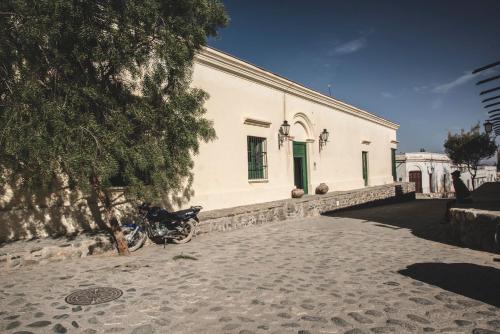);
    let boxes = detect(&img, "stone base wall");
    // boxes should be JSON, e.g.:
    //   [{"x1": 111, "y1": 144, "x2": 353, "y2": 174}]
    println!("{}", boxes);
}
[
  {"x1": 449, "y1": 208, "x2": 500, "y2": 253},
  {"x1": 415, "y1": 192, "x2": 454, "y2": 199},
  {"x1": 197, "y1": 183, "x2": 415, "y2": 234}
]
